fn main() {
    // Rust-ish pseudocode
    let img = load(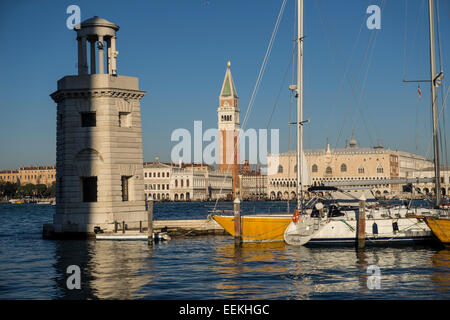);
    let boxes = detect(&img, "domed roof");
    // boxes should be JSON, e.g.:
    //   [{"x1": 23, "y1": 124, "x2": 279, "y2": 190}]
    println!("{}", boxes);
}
[
  {"x1": 349, "y1": 131, "x2": 357, "y2": 148},
  {"x1": 80, "y1": 16, "x2": 119, "y2": 31}
]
